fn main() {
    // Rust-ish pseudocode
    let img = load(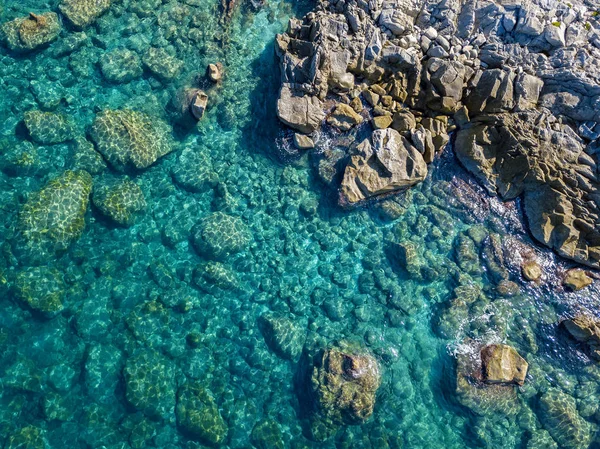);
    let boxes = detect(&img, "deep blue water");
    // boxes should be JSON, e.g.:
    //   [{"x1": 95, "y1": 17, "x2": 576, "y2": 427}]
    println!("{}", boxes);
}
[{"x1": 1, "y1": 1, "x2": 600, "y2": 448}]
